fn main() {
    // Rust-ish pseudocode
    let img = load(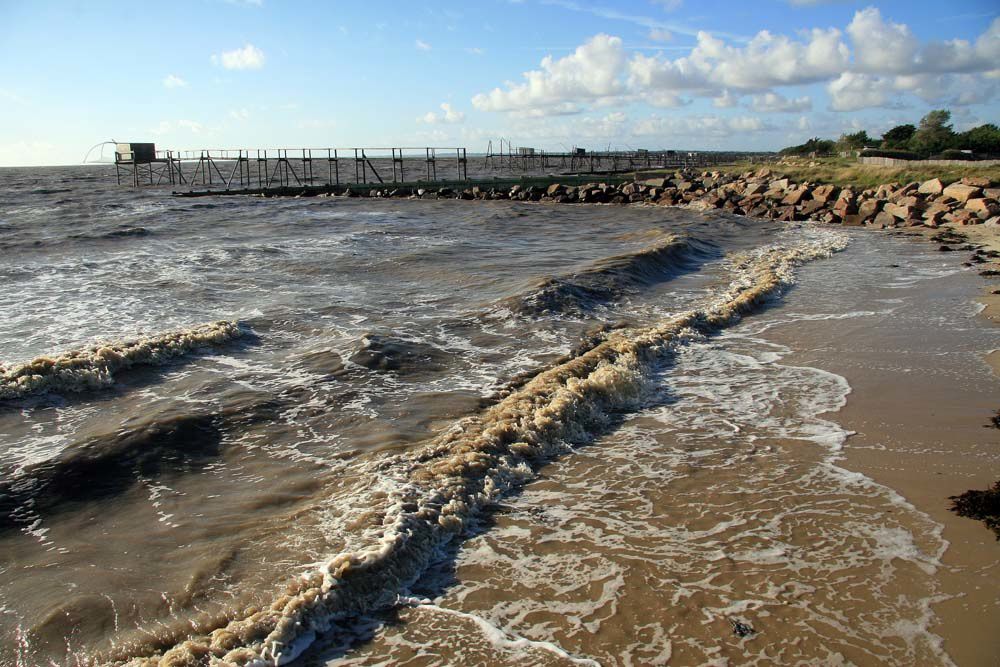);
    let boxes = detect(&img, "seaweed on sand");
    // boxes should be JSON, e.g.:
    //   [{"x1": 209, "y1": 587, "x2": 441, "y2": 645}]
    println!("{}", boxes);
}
[{"x1": 949, "y1": 480, "x2": 1000, "y2": 540}]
